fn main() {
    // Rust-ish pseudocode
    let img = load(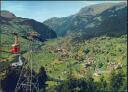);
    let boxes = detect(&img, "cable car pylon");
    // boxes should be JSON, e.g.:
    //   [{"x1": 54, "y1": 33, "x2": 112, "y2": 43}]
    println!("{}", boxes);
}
[{"x1": 14, "y1": 34, "x2": 40, "y2": 92}]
